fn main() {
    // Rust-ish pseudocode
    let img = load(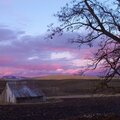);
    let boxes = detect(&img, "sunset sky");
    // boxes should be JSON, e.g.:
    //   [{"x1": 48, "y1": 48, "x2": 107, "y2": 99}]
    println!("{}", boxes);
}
[{"x1": 0, "y1": 0, "x2": 108, "y2": 77}]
